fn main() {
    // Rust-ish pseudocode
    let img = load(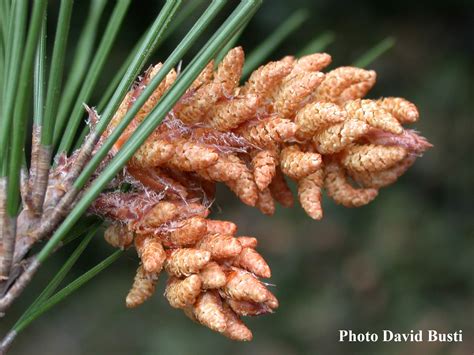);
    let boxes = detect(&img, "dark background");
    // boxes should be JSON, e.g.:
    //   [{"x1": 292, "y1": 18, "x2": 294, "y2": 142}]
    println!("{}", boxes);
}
[{"x1": 3, "y1": 0, "x2": 474, "y2": 354}]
